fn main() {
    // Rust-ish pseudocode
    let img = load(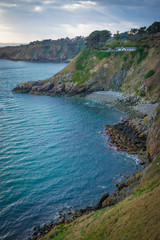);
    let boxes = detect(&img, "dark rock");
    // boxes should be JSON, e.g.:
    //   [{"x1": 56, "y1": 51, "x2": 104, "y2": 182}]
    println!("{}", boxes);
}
[
  {"x1": 58, "y1": 216, "x2": 65, "y2": 225},
  {"x1": 117, "y1": 182, "x2": 127, "y2": 191},
  {"x1": 139, "y1": 161, "x2": 145, "y2": 165},
  {"x1": 32, "y1": 225, "x2": 40, "y2": 231},
  {"x1": 94, "y1": 192, "x2": 109, "y2": 209}
]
